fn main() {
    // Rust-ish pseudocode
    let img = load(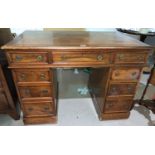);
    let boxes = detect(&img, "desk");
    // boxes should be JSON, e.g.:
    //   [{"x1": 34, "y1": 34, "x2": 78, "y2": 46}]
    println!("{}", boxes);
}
[{"x1": 1, "y1": 31, "x2": 152, "y2": 124}]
